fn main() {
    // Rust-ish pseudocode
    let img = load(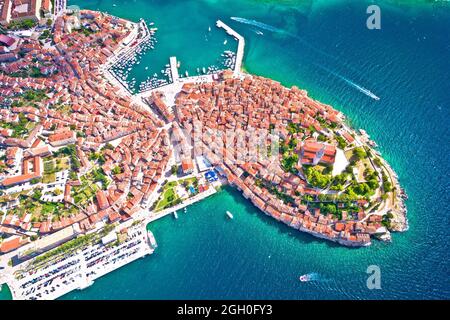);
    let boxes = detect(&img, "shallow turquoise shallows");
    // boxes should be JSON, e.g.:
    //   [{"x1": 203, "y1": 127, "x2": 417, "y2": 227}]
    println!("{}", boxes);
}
[{"x1": 2, "y1": 0, "x2": 449, "y2": 300}]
